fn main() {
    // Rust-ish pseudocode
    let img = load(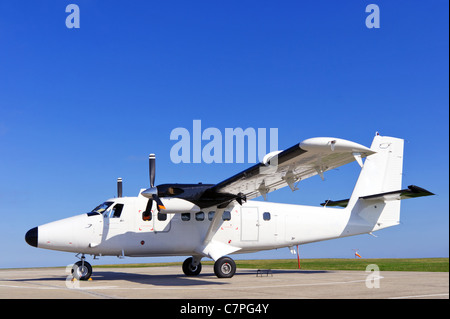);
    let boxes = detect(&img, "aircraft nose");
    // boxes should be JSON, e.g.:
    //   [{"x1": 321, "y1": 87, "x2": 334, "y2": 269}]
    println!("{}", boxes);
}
[{"x1": 25, "y1": 227, "x2": 38, "y2": 247}]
